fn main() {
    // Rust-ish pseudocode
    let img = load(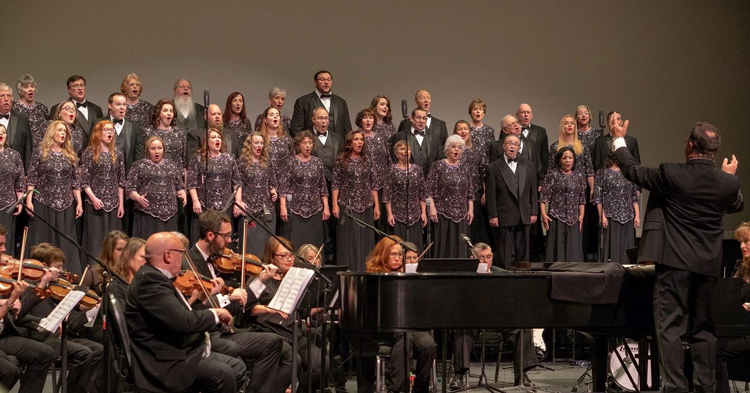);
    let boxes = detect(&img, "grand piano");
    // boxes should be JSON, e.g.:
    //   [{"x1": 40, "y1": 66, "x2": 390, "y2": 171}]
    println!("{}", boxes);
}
[{"x1": 339, "y1": 264, "x2": 750, "y2": 392}]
